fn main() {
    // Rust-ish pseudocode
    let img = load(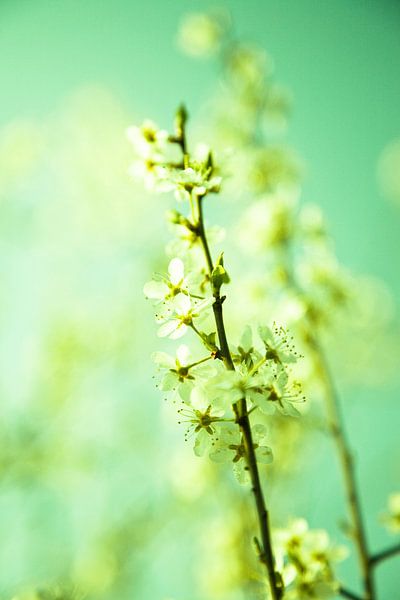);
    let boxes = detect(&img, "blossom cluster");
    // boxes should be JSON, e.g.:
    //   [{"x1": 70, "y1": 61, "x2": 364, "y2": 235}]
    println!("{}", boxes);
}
[
  {"x1": 237, "y1": 187, "x2": 354, "y2": 331},
  {"x1": 127, "y1": 109, "x2": 305, "y2": 483},
  {"x1": 127, "y1": 113, "x2": 221, "y2": 200},
  {"x1": 148, "y1": 300, "x2": 304, "y2": 482},
  {"x1": 274, "y1": 519, "x2": 348, "y2": 599}
]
